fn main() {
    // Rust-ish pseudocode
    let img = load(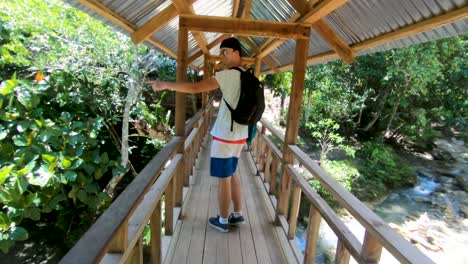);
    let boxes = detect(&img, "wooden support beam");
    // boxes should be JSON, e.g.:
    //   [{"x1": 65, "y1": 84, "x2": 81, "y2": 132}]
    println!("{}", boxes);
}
[
  {"x1": 172, "y1": 0, "x2": 209, "y2": 54},
  {"x1": 232, "y1": 0, "x2": 241, "y2": 17},
  {"x1": 258, "y1": 0, "x2": 353, "y2": 62},
  {"x1": 293, "y1": 0, "x2": 354, "y2": 63},
  {"x1": 312, "y1": 19, "x2": 354, "y2": 63},
  {"x1": 188, "y1": 34, "x2": 229, "y2": 64},
  {"x1": 180, "y1": 15, "x2": 311, "y2": 39},
  {"x1": 131, "y1": 0, "x2": 197, "y2": 45},
  {"x1": 277, "y1": 38, "x2": 309, "y2": 220},
  {"x1": 241, "y1": 0, "x2": 252, "y2": 18},
  {"x1": 301, "y1": 0, "x2": 349, "y2": 25},
  {"x1": 175, "y1": 27, "x2": 187, "y2": 210},
  {"x1": 254, "y1": 57, "x2": 262, "y2": 77}
]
